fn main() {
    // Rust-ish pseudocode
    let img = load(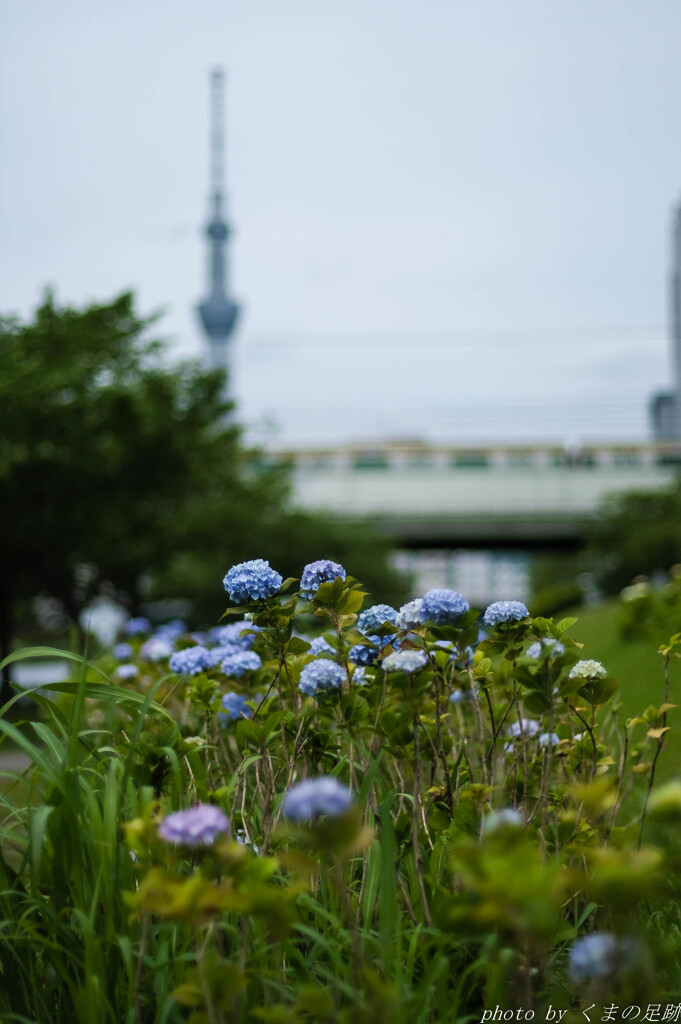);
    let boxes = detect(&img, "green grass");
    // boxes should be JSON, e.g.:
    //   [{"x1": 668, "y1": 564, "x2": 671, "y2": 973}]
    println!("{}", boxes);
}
[{"x1": 568, "y1": 598, "x2": 680, "y2": 782}]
